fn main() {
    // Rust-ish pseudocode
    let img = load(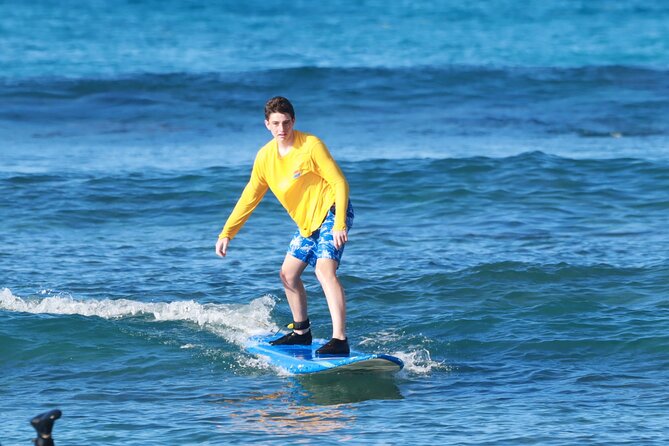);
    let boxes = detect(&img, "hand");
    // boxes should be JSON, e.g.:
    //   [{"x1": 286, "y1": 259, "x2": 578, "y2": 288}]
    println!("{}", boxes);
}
[
  {"x1": 216, "y1": 237, "x2": 230, "y2": 257},
  {"x1": 332, "y1": 230, "x2": 348, "y2": 249}
]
